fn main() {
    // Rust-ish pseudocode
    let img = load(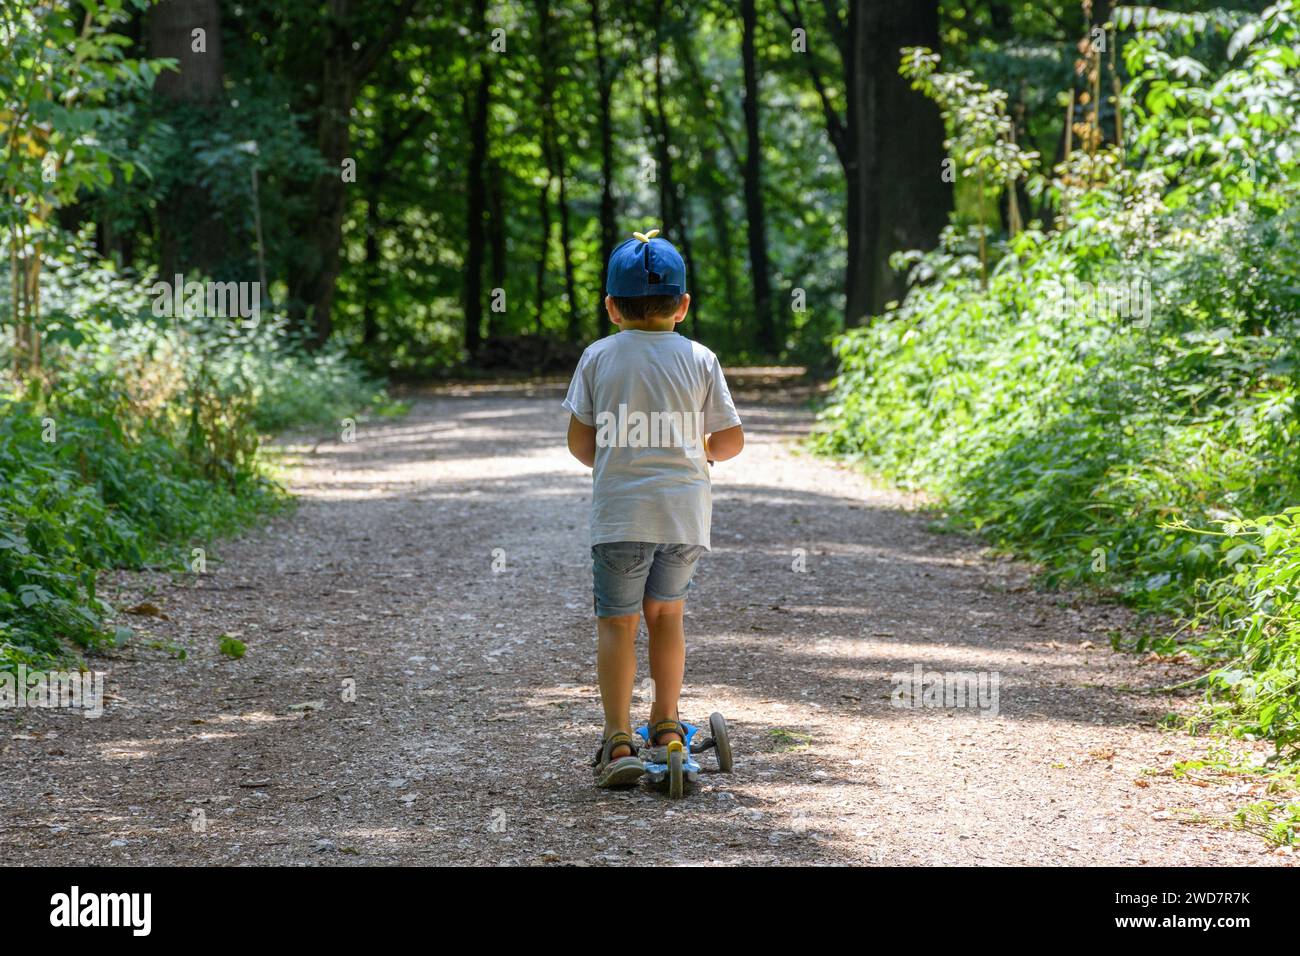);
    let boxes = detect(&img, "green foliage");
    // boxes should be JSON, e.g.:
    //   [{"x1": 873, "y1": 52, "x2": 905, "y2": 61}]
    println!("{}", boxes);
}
[
  {"x1": 1194, "y1": 511, "x2": 1300, "y2": 759},
  {"x1": 1, "y1": 235, "x2": 394, "y2": 673},
  {"x1": 218, "y1": 635, "x2": 247, "y2": 659},
  {"x1": 1234, "y1": 797, "x2": 1300, "y2": 845},
  {"x1": 0, "y1": 0, "x2": 167, "y2": 224},
  {"x1": 901, "y1": 46, "x2": 1040, "y2": 203},
  {"x1": 235, "y1": 335, "x2": 393, "y2": 433},
  {"x1": 0, "y1": 378, "x2": 280, "y2": 667},
  {"x1": 815, "y1": 1, "x2": 1300, "y2": 762}
]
